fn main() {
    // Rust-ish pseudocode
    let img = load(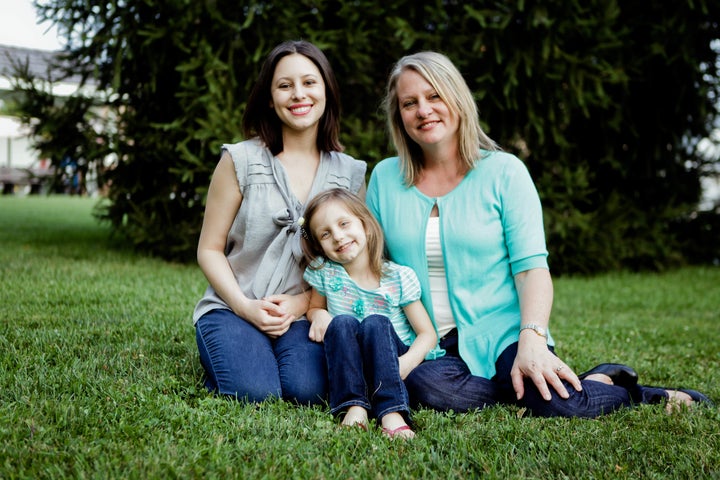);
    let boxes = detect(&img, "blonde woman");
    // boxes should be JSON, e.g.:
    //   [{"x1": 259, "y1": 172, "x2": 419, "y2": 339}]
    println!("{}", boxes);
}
[{"x1": 367, "y1": 51, "x2": 711, "y2": 416}]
